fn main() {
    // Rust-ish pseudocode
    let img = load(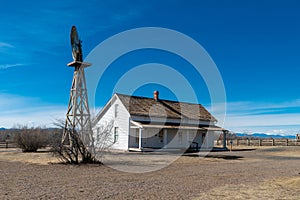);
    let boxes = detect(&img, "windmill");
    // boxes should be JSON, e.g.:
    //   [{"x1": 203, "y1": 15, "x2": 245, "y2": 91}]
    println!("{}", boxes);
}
[{"x1": 61, "y1": 26, "x2": 94, "y2": 163}]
